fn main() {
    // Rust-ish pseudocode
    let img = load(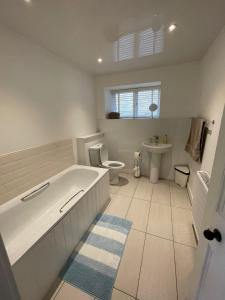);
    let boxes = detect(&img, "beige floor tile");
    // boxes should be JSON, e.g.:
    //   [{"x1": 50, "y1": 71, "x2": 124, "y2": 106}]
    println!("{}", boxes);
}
[
  {"x1": 138, "y1": 235, "x2": 177, "y2": 300},
  {"x1": 120, "y1": 173, "x2": 138, "y2": 181},
  {"x1": 115, "y1": 229, "x2": 145, "y2": 297},
  {"x1": 147, "y1": 203, "x2": 173, "y2": 240},
  {"x1": 126, "y1": 198, "x2": 150, "y2": 232},
  {"x1": 119, "y1": 173, "x2": 132, "y2": 179},
  {"x1": 174, "y1": 243, "x2": 196, "y2": 300},
  {"x1": 54, "y1": 282, "x2": 93, "y2": 300},
  {"x1": 170, "y1": 183, "x2": 191, "y2": 210},
  {"x1": 110, "y1": 185, "x2": 120, "y2": 195},
  {"x1": 119, "y1": 173, "x2": 138, "y2": 184},
  {"x1": 172, "y1": 207, "x2": 196, "y2": 247},
  {"x1": 111, "y1": 288, "x2": 135, "y2": 300},
  {"x1": 104, "y1": 194, "x2": 132, "y2": 218},
  {"x1": 134, "y1": 178, "x2": 152, "y2": 201},
  {"x1": 152, "y1": 181, "x2": 171, "y2": 206},
  {"x1": 118, "y1": 175, "x2": 138, "y2": 197},
  {"x1": 118, "y1": 185, "x2": 137, "y2": 197}
]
